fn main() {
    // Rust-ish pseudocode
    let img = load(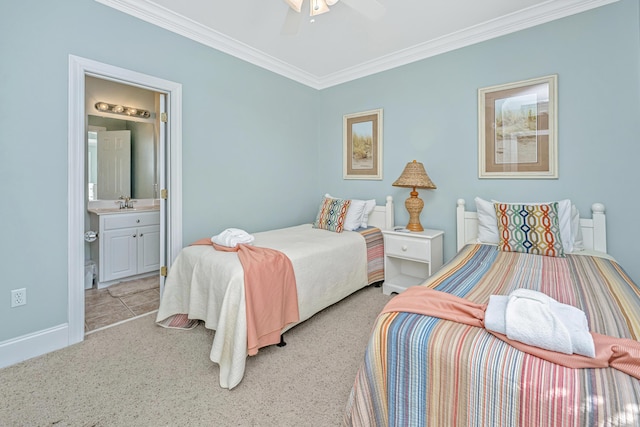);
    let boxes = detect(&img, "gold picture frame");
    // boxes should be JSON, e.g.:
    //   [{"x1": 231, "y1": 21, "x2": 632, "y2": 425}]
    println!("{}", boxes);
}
[
  {"x1": 343, "y1": 109, "x2": 383, "y2": 180},
  {"x1": 478, "y1": 75, "x2": 558, "y2": 179}
]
